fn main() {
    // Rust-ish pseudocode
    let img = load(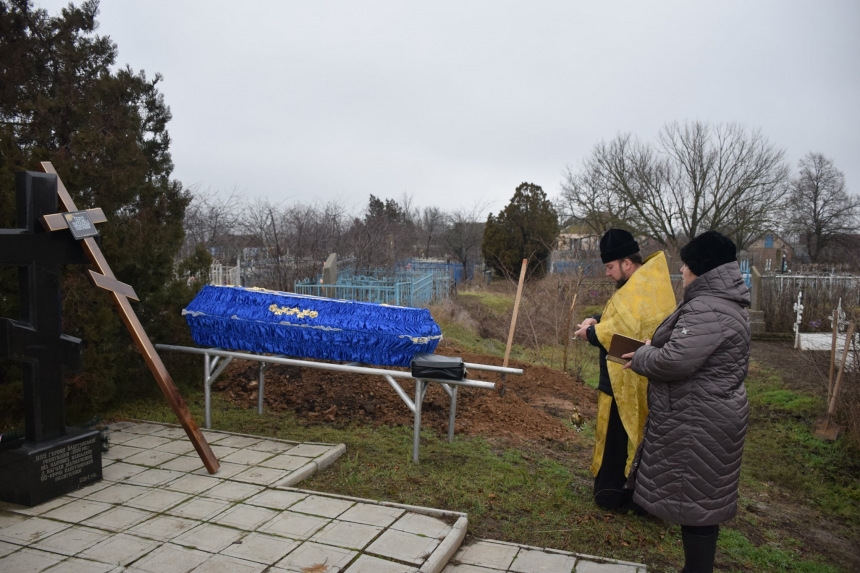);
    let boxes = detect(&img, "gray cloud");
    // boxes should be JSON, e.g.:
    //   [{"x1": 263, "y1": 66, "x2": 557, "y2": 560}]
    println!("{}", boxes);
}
[{"x1": 35, "y1": 0, "x2": 860, "y2": 213}]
